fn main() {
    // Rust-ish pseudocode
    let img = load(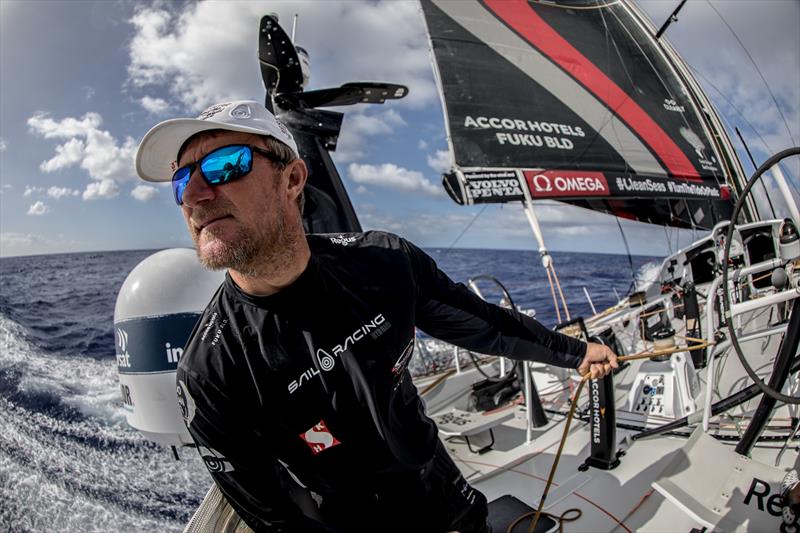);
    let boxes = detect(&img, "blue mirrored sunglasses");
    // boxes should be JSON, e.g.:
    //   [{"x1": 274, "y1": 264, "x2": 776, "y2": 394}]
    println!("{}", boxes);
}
[{"x1": 171, "y1": 144, "x2": 283, "y2": 205}]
